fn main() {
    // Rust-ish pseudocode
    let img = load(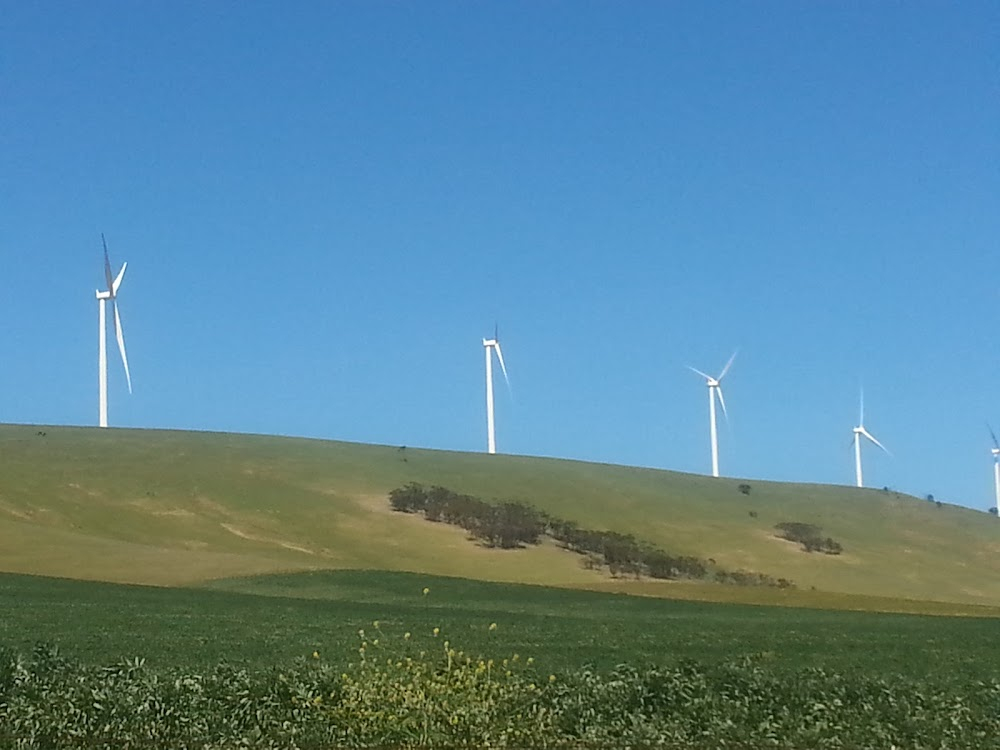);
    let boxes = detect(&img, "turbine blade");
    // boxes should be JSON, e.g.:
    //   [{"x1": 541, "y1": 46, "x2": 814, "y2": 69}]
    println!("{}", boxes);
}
[
  {"x1": 102, "y1": 234, "x2": 114, "y2": 293},
  {"x1": 494, "y1": 342, "x2": 510, "y2": 388},
  {"x1": 716, "y1": 386, "x2": 729, "y2": 422},
  {"x1": 114, "y1": 301, "x2": 132, "y2": 394},
  {"x1": 494, "y1": 322, "x2": 499, "y2": 342},
  {"x1": 687, "y1": 366, "x2": 712, "y2": 380},
  {"x1": 112, "y1": 262, "x2": 127, "y2": 296},
  {"x1": 860, "y1": 427, "x2": 889, "y2": 455},
  {"x1": 989, "y1": 423, "x2": 1000, "y2": 451},
  {"x1": 717, "y1": 349, "x2": 738, "y2": 380}
]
